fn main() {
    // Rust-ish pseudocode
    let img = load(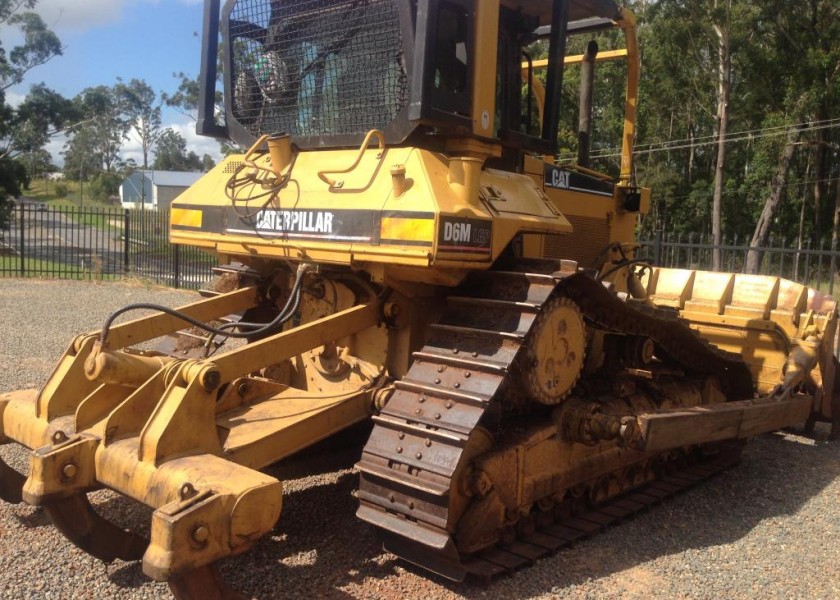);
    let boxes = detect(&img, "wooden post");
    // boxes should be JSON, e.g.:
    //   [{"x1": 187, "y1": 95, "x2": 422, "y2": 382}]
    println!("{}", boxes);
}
[{"x1": 577, "y1": 41, "x2": 598, "y2": 168}]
